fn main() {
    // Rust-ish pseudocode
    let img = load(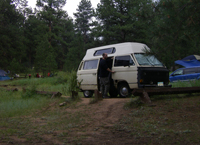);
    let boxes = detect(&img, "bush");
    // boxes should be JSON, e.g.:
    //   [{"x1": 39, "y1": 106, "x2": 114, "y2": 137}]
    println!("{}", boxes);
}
[
  {"x1": 21, "y1": 83, "x2": 37, "y2": 99},
  {"x1": 62, "y1": 71, "x2": 82, "y2": 100}
]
